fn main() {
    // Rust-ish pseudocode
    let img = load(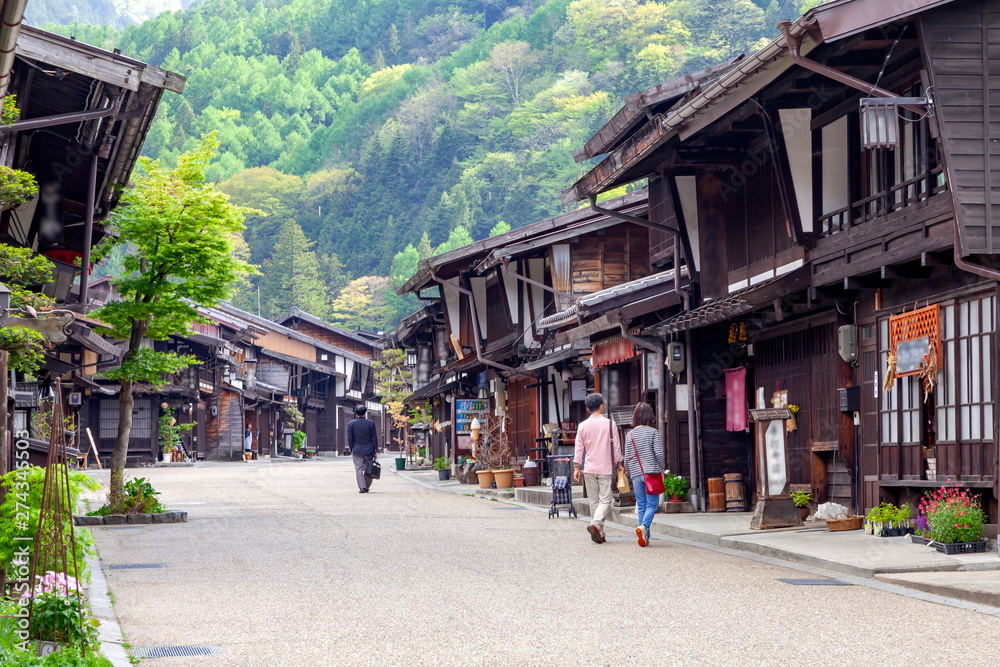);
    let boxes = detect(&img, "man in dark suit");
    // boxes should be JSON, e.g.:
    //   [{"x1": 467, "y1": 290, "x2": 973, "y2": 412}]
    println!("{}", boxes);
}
[{"x1": 347, "y1": 405, "x2": 379, "y2": 493}]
